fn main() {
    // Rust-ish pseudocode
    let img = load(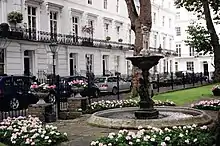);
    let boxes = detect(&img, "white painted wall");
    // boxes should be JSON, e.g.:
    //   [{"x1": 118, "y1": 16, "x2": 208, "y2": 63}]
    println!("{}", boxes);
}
[
  {"x1": 174, "y1": 7, "x2": 217, "y2": 73},
  {"x1": 0, "y1": 0, "x2": 176, "y2": 76}
]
